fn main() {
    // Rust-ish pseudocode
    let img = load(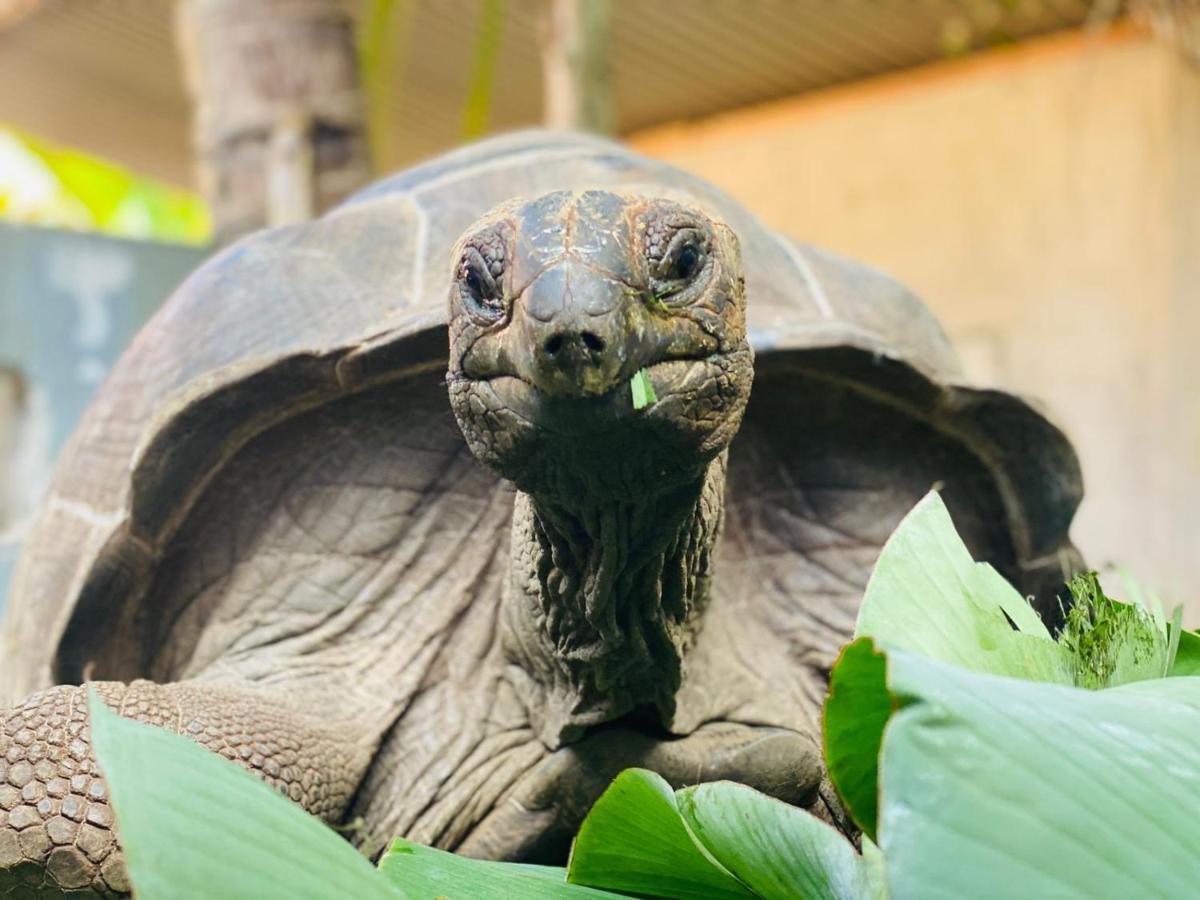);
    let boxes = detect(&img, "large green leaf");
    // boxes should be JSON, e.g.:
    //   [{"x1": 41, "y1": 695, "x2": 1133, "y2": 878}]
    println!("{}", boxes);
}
[
  {"x1": 825, "y1": 492, "x2": 1200, "y2": 896},
  {"x1": 822, "y1": 637, "x2": 892, "y2": 842},
  {"x1": 853, "y1": 492, "x2": 1071, "y2": 684},
  {"x1": 380, "y1": 838, "x2": 622, "y2": 898},
  {"x1": 567, "y1": 769, "x2": 755, "y2": 899},
  {"x1": 830, "y1": 491, "x2": 1070, "y2": 836},
  {"x1": 87, "y1": 691, "x2": 403, "y2": 900},
  {"x1": 879, "y1": 653, "x2": 1200, "y2": 899},
  {"x1": 677, "y1": 781, "x2": 885, "y2": 900},
  {"x1": 568, "y1": 768, "x2": 882, "y2": 900}
]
